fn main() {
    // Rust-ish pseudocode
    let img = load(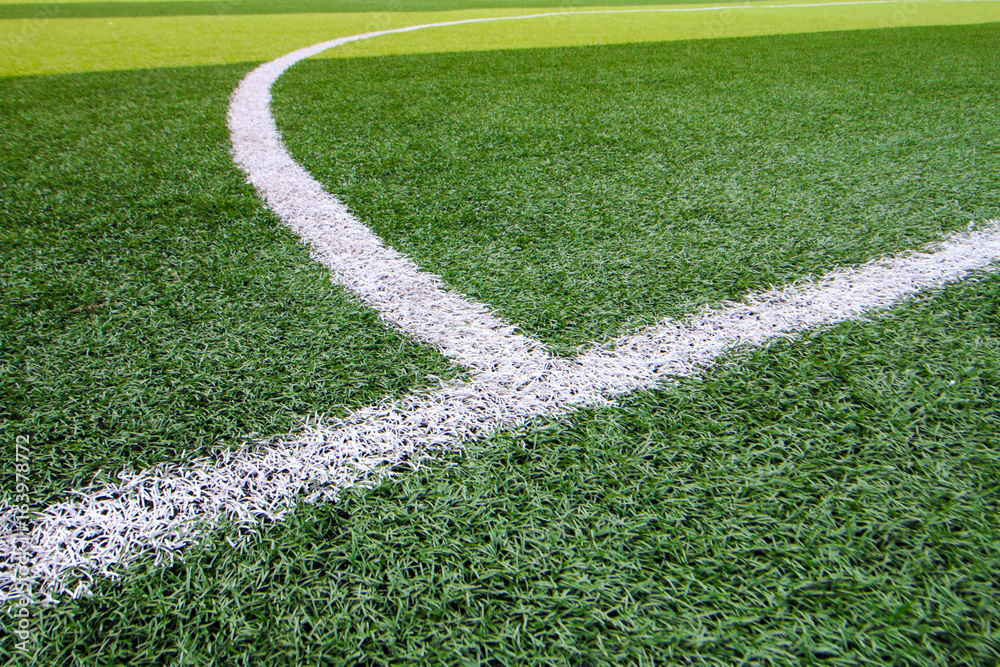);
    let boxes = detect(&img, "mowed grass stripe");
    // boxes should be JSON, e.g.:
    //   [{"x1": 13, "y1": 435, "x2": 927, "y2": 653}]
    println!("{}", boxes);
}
[
  {"x1": 16, "y1": 271, "x2": 1000, "y2": 664},
  {"x1": 0, "y1": 63, "x2": 456, "y2": 507},
  {"x1": 4, "y1": 1, "x2": 1000, "y2": 76},
  {"x1": 314, "y1": 1, "x2": 1000, "y2": 61},
  {"x1": 276, "y1": 23, "x2": 1000, "y2": 349}
]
